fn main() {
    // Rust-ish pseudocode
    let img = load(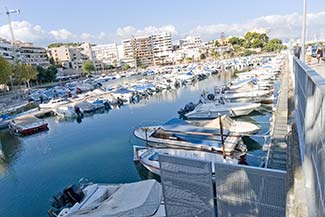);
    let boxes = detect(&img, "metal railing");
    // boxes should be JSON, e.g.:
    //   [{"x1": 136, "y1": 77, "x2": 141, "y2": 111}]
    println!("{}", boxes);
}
[{"x1": 292, "y1": 55, "x2": 325, "y2": 216}]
